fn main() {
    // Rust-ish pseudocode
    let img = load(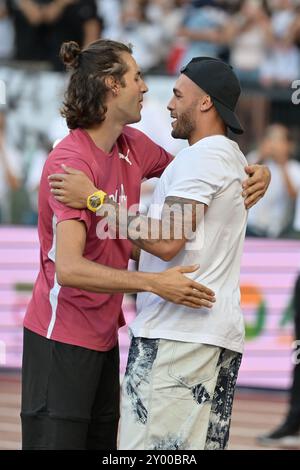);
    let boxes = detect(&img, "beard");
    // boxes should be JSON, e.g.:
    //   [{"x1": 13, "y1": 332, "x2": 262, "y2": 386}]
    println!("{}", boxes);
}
[{"x1": 171, "y1": 108, "x2": 196, "y2": 140}]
